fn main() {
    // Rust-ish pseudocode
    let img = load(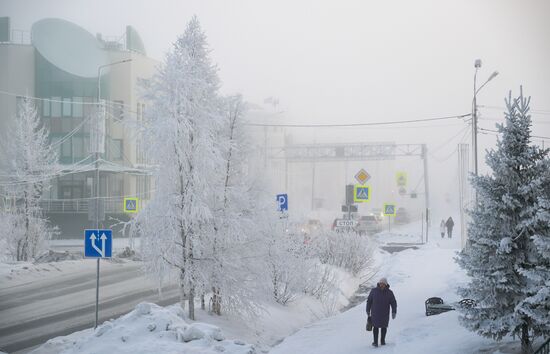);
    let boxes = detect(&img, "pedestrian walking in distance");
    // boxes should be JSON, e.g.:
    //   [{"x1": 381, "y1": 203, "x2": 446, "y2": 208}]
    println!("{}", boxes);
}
[
  {"x1": 366, "y1": 277, "x2": 397, "y2": 347},
  {"x1": 440, "y1": 219, "x2": 446, "y2": 239},
  {"x1": 445, "y1": 216, "x2": 455, "y2": 239}
]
